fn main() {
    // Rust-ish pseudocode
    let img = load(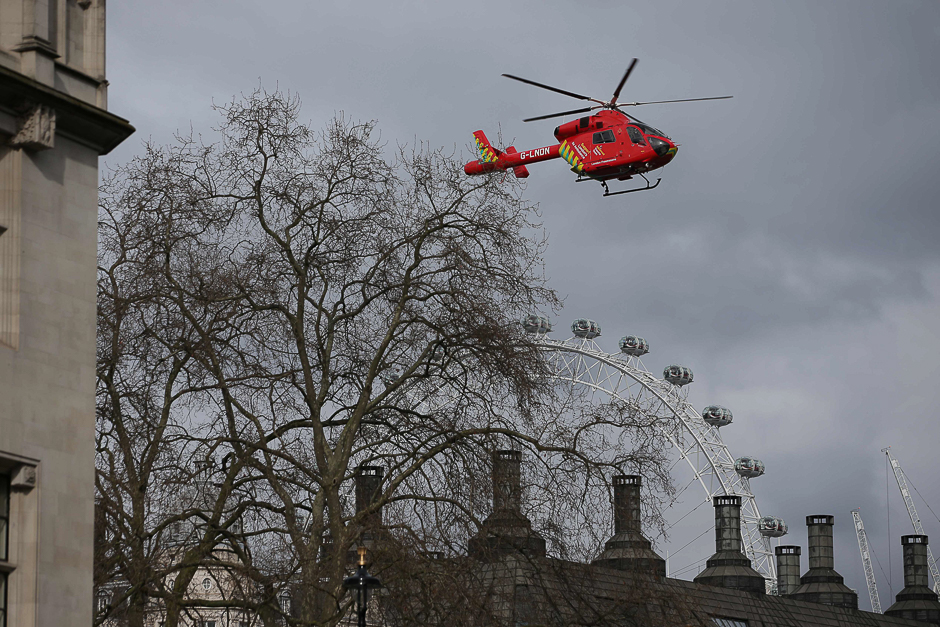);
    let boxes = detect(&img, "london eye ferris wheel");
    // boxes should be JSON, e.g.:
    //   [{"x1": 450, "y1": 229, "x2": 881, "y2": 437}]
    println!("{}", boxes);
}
[{"x1": 521, "y1": 314, "x2": 786, "y2": 589}]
